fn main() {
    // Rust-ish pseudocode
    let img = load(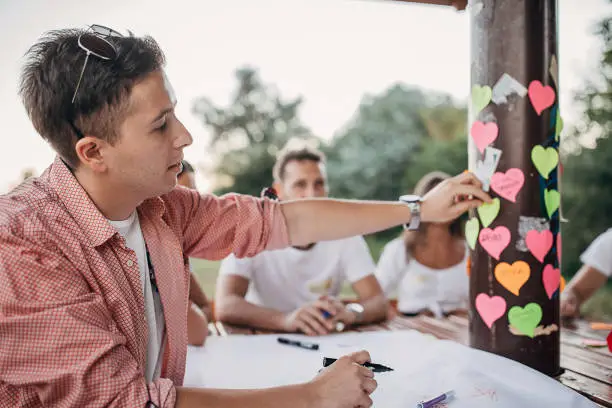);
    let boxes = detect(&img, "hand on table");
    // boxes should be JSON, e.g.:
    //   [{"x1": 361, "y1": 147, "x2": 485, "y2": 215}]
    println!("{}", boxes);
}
[
  {"x1": 309, "y1": 350, "x2": 377, "y2": 408},
  {"x1": 282, "y1": 298, "x2": 344, "y2": 336},
  {"x1": 561, "y1": 287, "x2": 582, "y2": 318}
]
